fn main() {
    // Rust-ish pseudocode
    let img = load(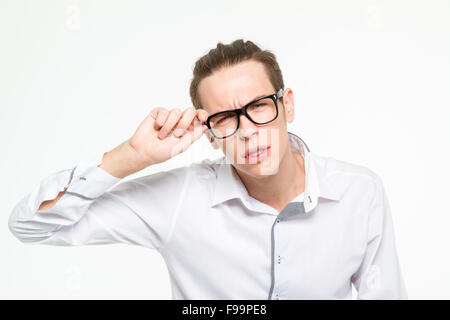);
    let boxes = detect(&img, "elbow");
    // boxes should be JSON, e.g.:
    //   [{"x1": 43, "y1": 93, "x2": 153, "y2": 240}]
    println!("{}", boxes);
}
[
  {"x1": 8, "y1": 203, "x2": 52, "y2": 244},
  {"x1": 8, "y1": 217, "x2": 54, "y2": 244},
  {"x1": 8, "y1": 211, "x2": 28, "y2": 243}
]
